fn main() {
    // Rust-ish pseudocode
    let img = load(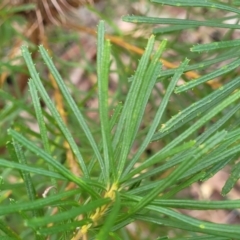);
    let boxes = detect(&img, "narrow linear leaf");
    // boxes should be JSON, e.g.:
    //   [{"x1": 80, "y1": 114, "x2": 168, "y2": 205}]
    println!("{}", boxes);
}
[
  {"x1": 120, "y1": 128, "x2": 239, "y2": 187},
  {"x1": 191, "y1": 39, "x2": 240, "y2": 52},
  {"x1": 175, "y1": 57, "x2": 240, "y2": 93},
  {"x1": 41, "y1": 44, "x2": 106, "y2": 176},
  {"x1": 26, "y1": 198, "x2": 110, "y2": 227},
  {"x1": 122, "y1": 140, "x2": 195, "y2": 183},
  {"x1": 118, "y1": 65, "x2": 162, "y2": 177},
  {"x1": 152, "y1": 0, "x2": 240, "y2": 15},
  {"x1": 136, "y1": 210, "x2": 239, "y2": 239},
  {"x1": 0, "y1": 189, "x2": 81, "y2": 215},
  {"x1": 97, "y1": 21, "x2": 113, "y2": 181},
  {"x1": 162, "y1": 172, "x2": 205, "y2": 199},
  {"x1": 123, "y1": 58, "x2": 189, "y2": 177},
  {"x1": 147, "y1": 205, "x2": 240, "y2": 238},
  {"x1": 129, "y1": 40, "x2": 166, "y2": 147},
  {"x1": 12, "y1": 139, "x2": 42, "y2": 218},
  {"x1": 158, "y1": 48, "x2": 240, "y2": 79},
  {"x1": 21, "y1": 46, "x2": 89, "y2": 178},
  {"x1": 182, "y1": 143, "x2": 240, "y2": 180},
  {"x1": 202, "y1": 155, "x2": 235, "y2": 182},
  {"x1": 222, "y1": 161, "x2": 240, "y2": 196},
  {"x1": 6, "y1": 141, "x2": 23, "y2": 178},
  {"x1": 28, "y1": 80, "x2": 50, "y2": 155},
  {"x1": 8, "y1": 129, "x2": 99, "y2": 199},
  {"x1": 130, "y1": 131, "x2": 227, "y2": 214},
  {"x1": 115, "y1": 35, "x2": 156, "y2": 178},
  {"x1": 122, "y1": 16, "x2": 240, "y2": 30},
  {"x1": 37, "y1": 219, "x2": 91, "y2": 235},
  {"x1": 0, "y1": 158, "x2": 65, "y2": 180},
  {"x1": 153, "y1": 24, "x2": 194, "y2": 34},
  {"x1": 88, "y1": 102, "x2": 122, "y2": 174},
  {"x1": 123, "y1": 194, "x2": 240, "y2": 210},
  {"x1": 196, "y1": 103, "x2": 240, "y2": 144},
  {"x1": 28, "y1": 80, "x2": 57, "y2": 187},
  {"x1": 113, "y1": 35, "x2": 155, "y2": 149},
  {"x1": 0, "y1": 220, "x2": 21, "y2": 240},
  {"x1": 153, "y1": 76, "x2": 240, "y2": 140},
  {"x1": 111, "y1": 218, "x2": 134, "y2": 232},
  {"x1": 130, "y1": 105, "x2": 239, "y2": 186}
]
